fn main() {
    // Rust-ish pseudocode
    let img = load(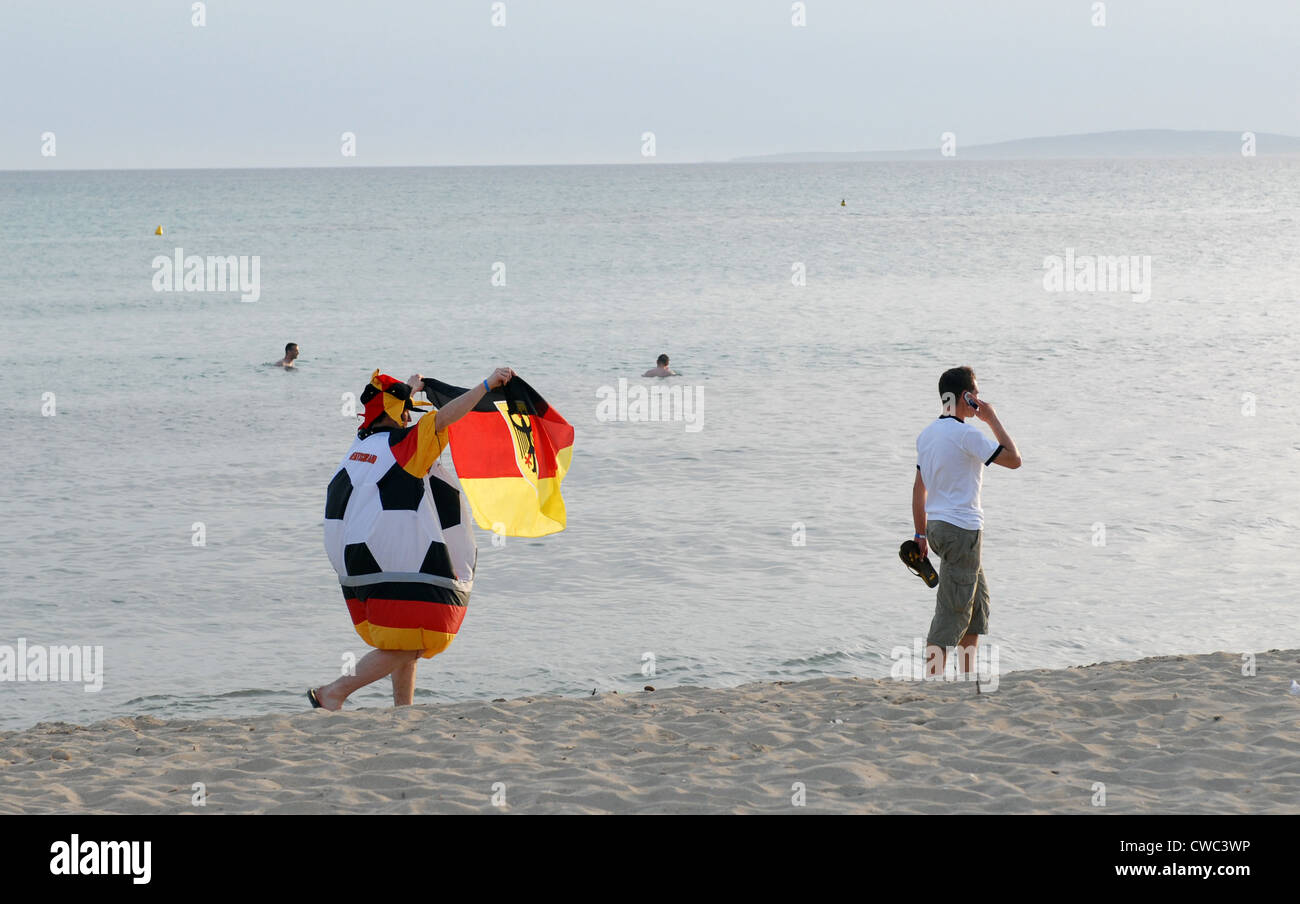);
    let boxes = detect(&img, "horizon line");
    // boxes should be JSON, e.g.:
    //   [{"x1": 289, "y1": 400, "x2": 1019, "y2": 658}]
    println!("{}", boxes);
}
[{"x1": 6, "y1": 128, "x2": 1300, "y2": 174}]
